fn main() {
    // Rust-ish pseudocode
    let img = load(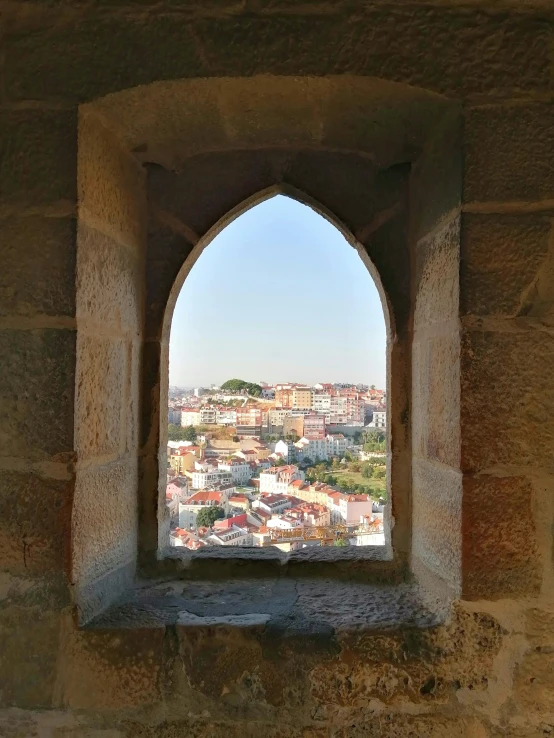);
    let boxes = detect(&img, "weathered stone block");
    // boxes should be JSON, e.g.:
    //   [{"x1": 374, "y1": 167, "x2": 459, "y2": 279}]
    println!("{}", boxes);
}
[
  {"x1": 460, "y1": 214, "x2": 552, "y2": 317},
  {"x1": 0, "y1": 605, "x2": 61, "y2": 708},
  {"x1": 513, "y1": 648, "x2": 554, "y2": 716},
  {"x1": 364, "y1": 214, "x2": 411, "y2": 334},
  {"x1": 415, "y1": 216, "x2": 460, "y2": 330},
  {"x1": 193, "y1": 11, "x2": 551, "y2": 96},
  {"x1": 464, "y1": 103, "x2": 554, "y2": 204},
  {"x1": 462, "y1": 475, "x2": 540, "y2": 599},
  {"x1": 461, "y1": 329, "x2": 554, "y2": 471},
  {"x1": 5, "y1": 16, "x2": 208, "y2": 102},
  {"x1": 147, "y1": 150, "x2": 275, "y2": 237},
  {"x1": 218, "y1": 76, "x2": 321, "y2": 149},
  {"x1": 412, "y1": 457, "x2": 462, "y2": 591},
  {"x1": 412, "y1": 331, "x2": 460, "y2": 468},
  {"x1": 285, "y1": 150, "x2": 378, "y2": 233},
  {"x1": 0, "y1": 216, "x2": 76, "y2": 318},
  {"x1": 75, "y1": 335, "x2": 125, "y2": 460},
  {"x1": 330, "y1": 715, "x2": 474, "y2": 737},
  {"x1": 410, "y1": 105, "x2": 462, "y2": 243},
  {"x1": 0, "y1": 109, "x2": 77, "y2": 206},
  {"x1": 79, "y1": 114, "x2": 146, "y2": 248},
  {"x1": 72, "y1": 458, "x2": 137, "y2": 588},
  {"x1": 76, "y1": 225, "x2": 143, "y2": 335},
  {"x1": 312, "y1": 605, "x2": 502, "y2": 706},
  {"x1": 0, "y1": 329, "x2": 76, "y2": 461},
  {"x1": 0, "y1": 470, "x2": 73, "y2": 577},
  {"x1": 57, "y1": 623, "x2": 165, "y2": 709}
]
